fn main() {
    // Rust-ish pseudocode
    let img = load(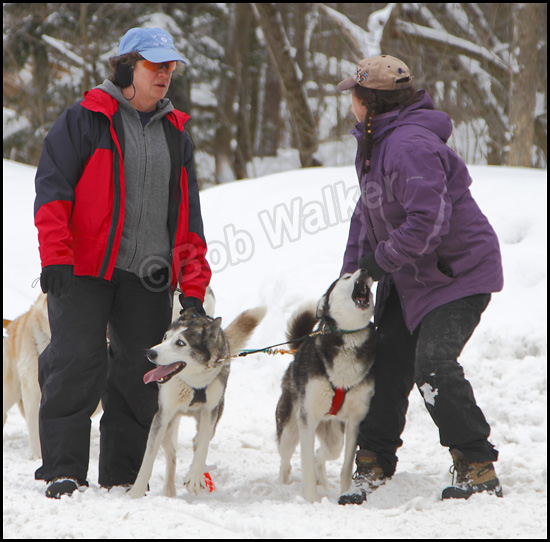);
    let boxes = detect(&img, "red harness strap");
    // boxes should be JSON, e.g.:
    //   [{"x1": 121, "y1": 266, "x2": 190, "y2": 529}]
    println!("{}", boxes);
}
[{"x1": 328, "y1": 387, "x2": 347, "y2": 415}]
